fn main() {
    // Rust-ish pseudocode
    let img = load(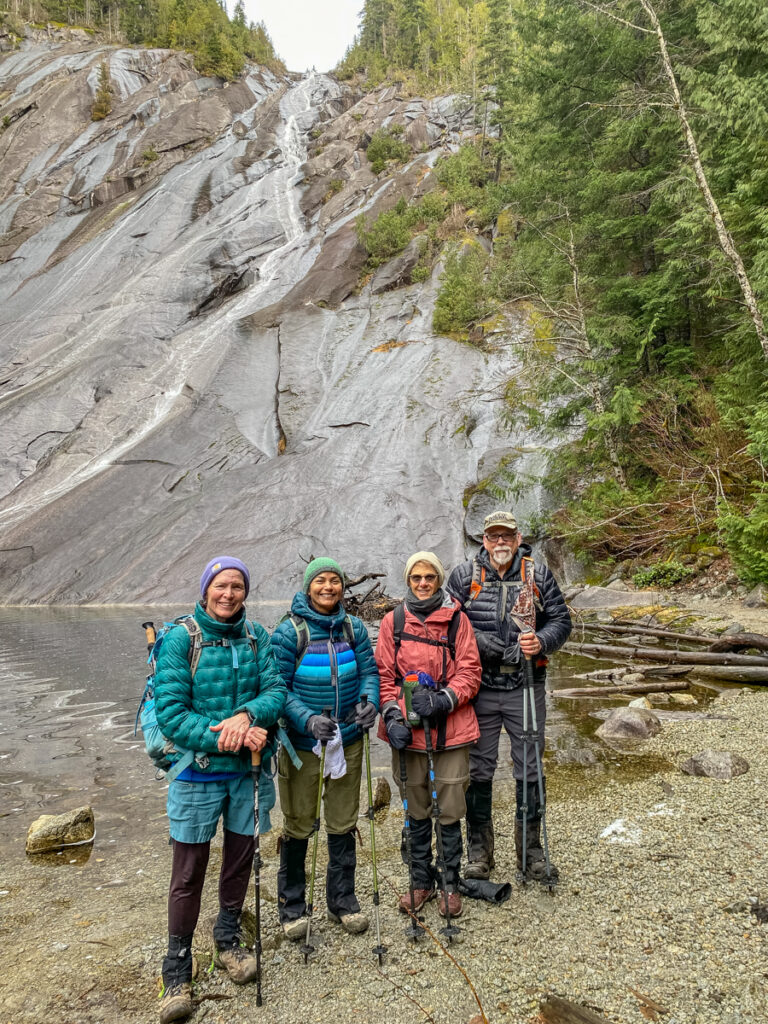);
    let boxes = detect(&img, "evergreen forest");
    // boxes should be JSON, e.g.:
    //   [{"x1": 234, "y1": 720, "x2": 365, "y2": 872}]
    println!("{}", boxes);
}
[
  {"x1": 343, "y1": 0, "x2": 768, "y2": 586},
  {"x1": 2, "y1": 0, "x2": 282, "y2": 79}
]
